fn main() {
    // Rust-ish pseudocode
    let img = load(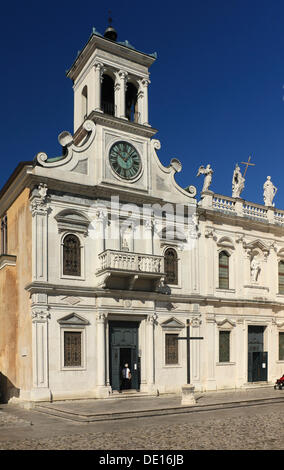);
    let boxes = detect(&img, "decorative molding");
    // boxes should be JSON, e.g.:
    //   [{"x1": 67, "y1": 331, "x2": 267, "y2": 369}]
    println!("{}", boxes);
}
[{"x1": 61, "y1": 296, "x2": 82, "y2": 306}]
